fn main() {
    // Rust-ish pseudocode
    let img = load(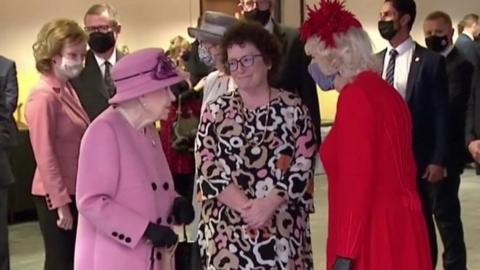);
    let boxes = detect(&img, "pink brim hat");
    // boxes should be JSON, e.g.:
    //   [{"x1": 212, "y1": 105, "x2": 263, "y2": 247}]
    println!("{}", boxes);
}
[{"x1": 109, "y1": 48, "x2": 187, "y2": 104}]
